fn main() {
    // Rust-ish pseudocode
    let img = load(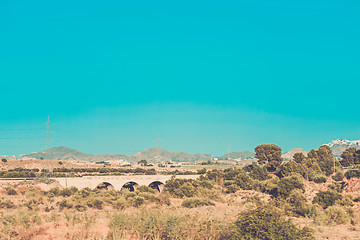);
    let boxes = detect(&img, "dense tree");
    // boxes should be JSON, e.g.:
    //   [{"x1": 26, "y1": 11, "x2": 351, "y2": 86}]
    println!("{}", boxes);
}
[
  {"x1": 255, "y1": 144, "x2": 283, "y2": 171},
  {"x1": 340, "y1": 147, "x2": 360, "y2": 167},
  {"x1": 293, "y1": 153, "x2": 306, "y2": 164},
  {"x1": 308, "y1": 145, "x2": 336, "y2": 176},
  {"x1": 275, "y1": 160, "x2": 307, "y2": 179}
]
